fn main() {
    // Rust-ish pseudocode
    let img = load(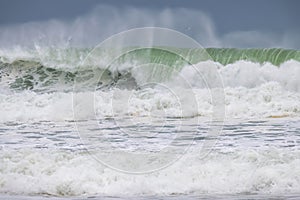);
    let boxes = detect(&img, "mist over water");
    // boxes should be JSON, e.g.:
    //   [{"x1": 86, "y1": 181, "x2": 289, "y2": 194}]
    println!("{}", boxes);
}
[{"x1": 0, "y1": 5, "x2": 299, "y2": 49}]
